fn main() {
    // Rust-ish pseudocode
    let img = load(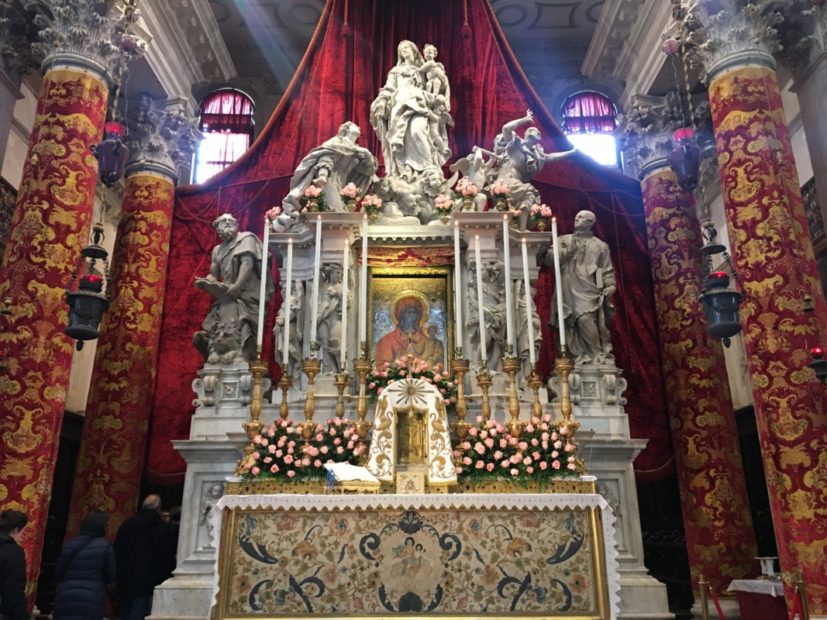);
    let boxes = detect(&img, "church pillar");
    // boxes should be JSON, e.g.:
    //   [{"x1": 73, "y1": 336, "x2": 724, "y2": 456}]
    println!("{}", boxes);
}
[
  {"x1": 0, "y1": 2, "x2": 139, "y2": 595},
  {"x1": 621, "y1": 94, "x2": 758, "y2": 600},
  {"x1": 67, "y1": 98, "x2": 196, "y2": 536},
  {"x1": 683, "y1": 2, "x2": 827, "y2": 611}
]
